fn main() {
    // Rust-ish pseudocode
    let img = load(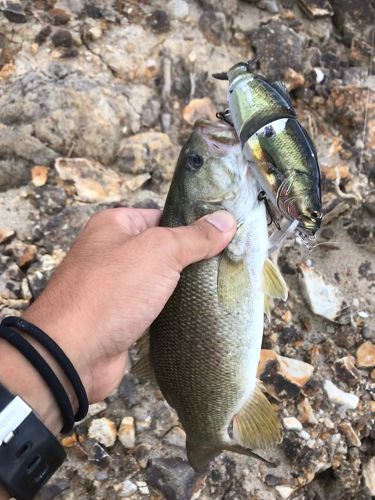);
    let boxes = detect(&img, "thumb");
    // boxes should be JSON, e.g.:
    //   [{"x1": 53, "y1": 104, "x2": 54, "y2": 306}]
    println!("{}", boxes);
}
[{"x1": 169, "y1": 210, "x2": 237, "y2": 269}]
